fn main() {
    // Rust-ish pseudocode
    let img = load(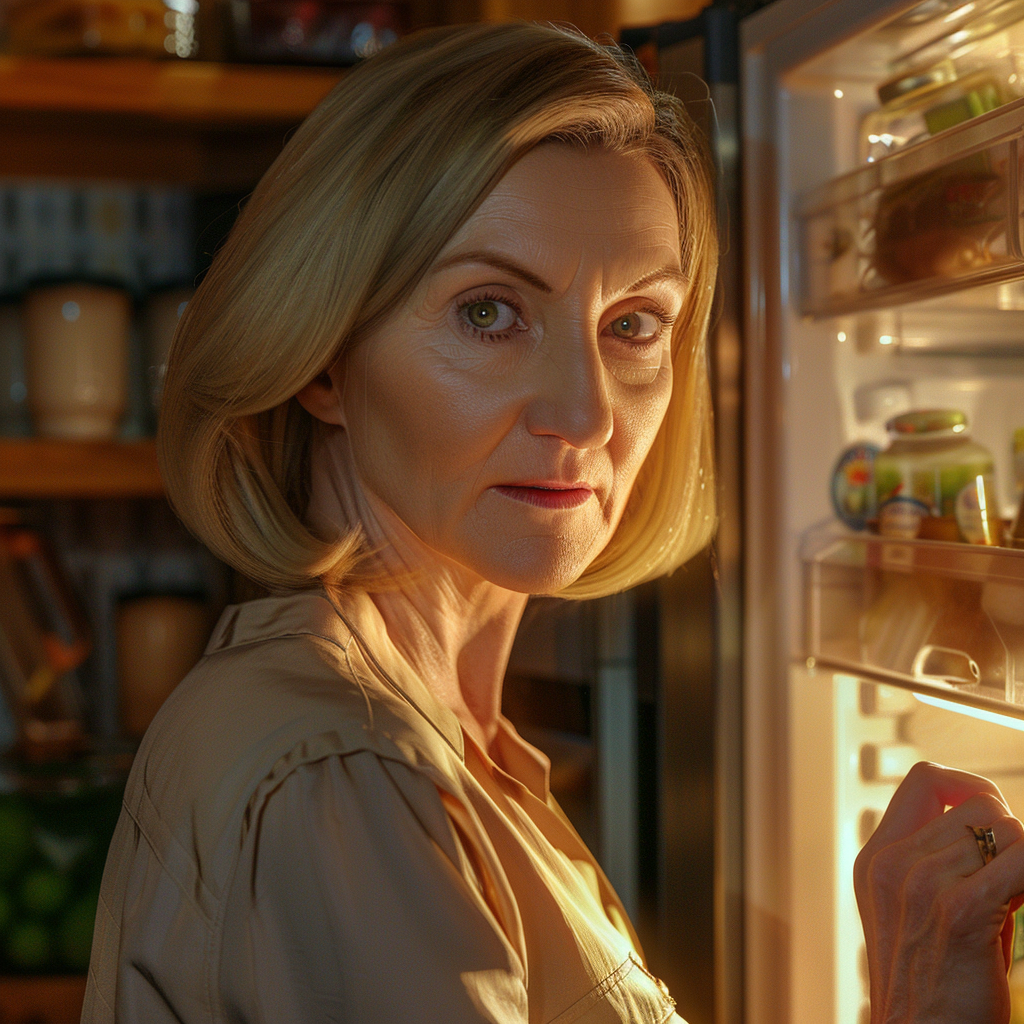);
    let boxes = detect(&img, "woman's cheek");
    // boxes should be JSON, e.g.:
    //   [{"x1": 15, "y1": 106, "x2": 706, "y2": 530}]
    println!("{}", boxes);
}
[{"x1": 618, "y1": 362, "x2": 673, "y2": 464}]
